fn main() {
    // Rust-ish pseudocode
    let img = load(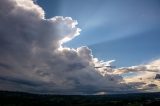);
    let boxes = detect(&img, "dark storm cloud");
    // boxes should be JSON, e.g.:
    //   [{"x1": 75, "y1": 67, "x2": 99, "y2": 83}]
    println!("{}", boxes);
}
[
  {"x1": 0, "y1": 76, "x2": 40, "y2": 87},
  {"x1": 0, "y1": 0, "x2": 129, "y2": 94},
  {"x1": 0, "y1": 63, "x2": 12, "y2": 70}
]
